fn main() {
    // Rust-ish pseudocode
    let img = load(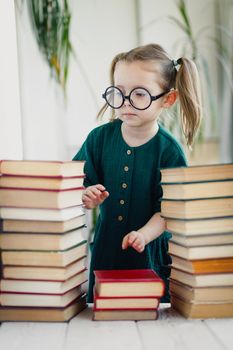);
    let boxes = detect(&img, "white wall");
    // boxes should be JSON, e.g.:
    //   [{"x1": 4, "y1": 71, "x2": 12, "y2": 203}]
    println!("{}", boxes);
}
[
  {"x1": 1, "y1": 1, "x2": 218, "y2": 161},
  {"x1": 14, "y1": 0, "x2": 137, "y2": 161},
  {"x1": 15, "y1": 2, "x2": 67, "y2": 160},
  {"x1": 66, "y1": 0, "x2": 138, "y2": 157},
  {"x1": 0, "y1": 0, "x2": 22, "y2": 159},
  {"x1": 139, "y1": 0, "x2": 218, "y2": 139}
]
